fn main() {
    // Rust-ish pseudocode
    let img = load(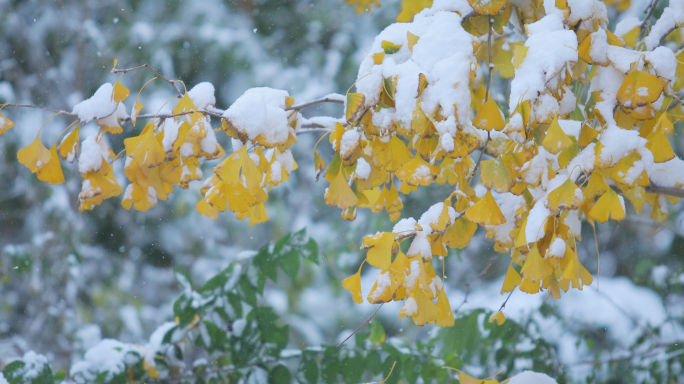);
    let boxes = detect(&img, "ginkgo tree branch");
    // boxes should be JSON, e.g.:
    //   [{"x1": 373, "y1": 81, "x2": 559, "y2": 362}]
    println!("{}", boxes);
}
[
  {"x1": 485, "y1": 16, "x2": 494, "y2": 102},
  {"x1": 112, "y1": 63, "x2": 183, "y2": 98},
  {"x1": 2, "y1": 103, "x2": 77, "y2": 117},
  {"x1": 640, "y1": 0, "x2": 660, "y2": 30}
]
